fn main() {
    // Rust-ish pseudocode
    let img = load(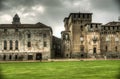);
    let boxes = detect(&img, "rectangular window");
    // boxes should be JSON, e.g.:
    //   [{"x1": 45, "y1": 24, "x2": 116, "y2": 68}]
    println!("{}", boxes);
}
[
  {"x1": 28, "y1": 42, "x2": 31, "y2": 47},
  {"x1": 15, "y1": 40, "x2": 18, "y2": 50},
  {"x1": 15, "y1": 29, "x2": 18, "y2": 32},
  {"x1": 43, "y1": 34, "x2": 47, "y2": 38},
  {"x1": 90, "y1": 24, "x2": 93, "y2": 28},
  {"x1": 4, "y1": 29, "x2": 7, "y2": 32},
  {"x1": 87, "y1": 14, "x2": 89, "y2": 18},
  {"x1": 44, "y1": 42, "x2": 47, "y2": 47},
  {"x1": 28, "y1": 34, "x2": 31, "y2": 38},
  {"x1": 95, "y1": 24, "x2": 98, "y2": 28},
  {"x1": 4, "y1": 40, "x2": 7, "y2": 50},
  {"x1": 10, "y1": 40, "x2": 13, "y2": 50}
]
